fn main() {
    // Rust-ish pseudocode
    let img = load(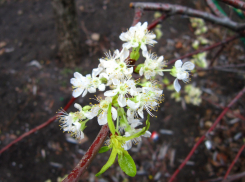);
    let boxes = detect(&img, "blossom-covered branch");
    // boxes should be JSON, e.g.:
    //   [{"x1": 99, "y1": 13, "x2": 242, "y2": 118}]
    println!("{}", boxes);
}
[
  {"x1": 218, "y1": 0, "x2": 245, "y2": 11},
  {"x1": 129, "y1": 2, "x2": 245, "y2": 31}
]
